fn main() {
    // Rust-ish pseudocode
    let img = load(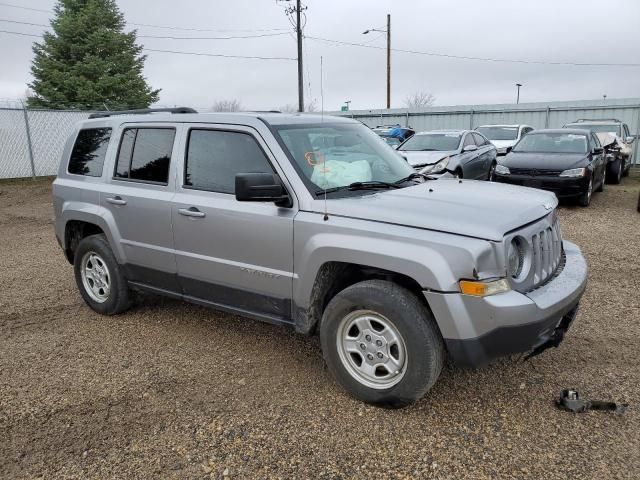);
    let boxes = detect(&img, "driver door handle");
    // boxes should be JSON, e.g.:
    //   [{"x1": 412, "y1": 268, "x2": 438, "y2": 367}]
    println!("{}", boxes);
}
[
  {"x1": 178, "y1": 207, "x2": 206, "y2": 218},
  {"x1": 106, "y1": 196, "x2": 127, "y2": 206}
]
